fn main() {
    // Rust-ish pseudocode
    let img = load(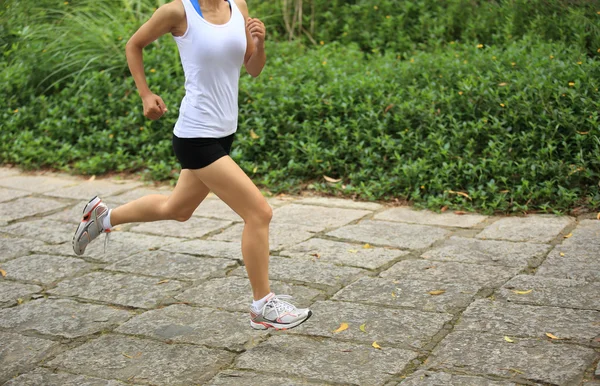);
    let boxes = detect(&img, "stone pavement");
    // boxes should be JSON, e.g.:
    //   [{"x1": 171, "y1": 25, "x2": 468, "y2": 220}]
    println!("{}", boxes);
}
[{"x1": 0, "y1": 167, "x2": 599, "y2": 386}]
